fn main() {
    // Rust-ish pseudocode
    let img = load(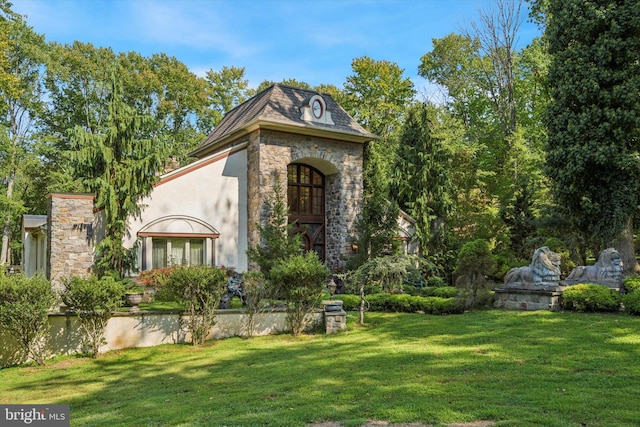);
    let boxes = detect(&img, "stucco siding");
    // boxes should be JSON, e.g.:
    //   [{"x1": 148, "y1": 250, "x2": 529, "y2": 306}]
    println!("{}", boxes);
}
[{"x1": 125, "y1": 147, "x2": 248, "y2": 272}]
